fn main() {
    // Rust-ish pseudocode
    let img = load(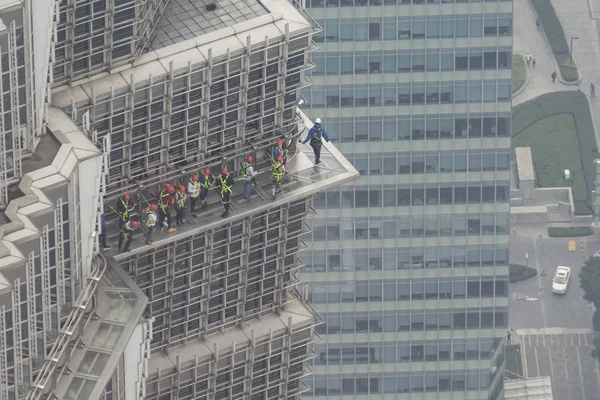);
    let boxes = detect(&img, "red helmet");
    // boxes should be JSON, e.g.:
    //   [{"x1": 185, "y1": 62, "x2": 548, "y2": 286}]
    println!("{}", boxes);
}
[
  {"x1": 276, "y1": 139, "x2": 283, "y2": 147},
  {"x1": 247, "y1": 155, "x2": 253, "y2": 163},
  {"x1": 179, "y1": 185, "x2": 185, "y2": 192},
  {"x1": 168, "y1": 186, "x2": 175, "y2": 193},
  {"x1": 164, "y1": 182, "x2": 170, "y2": 189},
  {"x1": 192, "y1": 175, "x2": 198, "y2": 182},
  {"x1": 276, "y1": 155, "x2": 283, "y2": 162},
  {"x1": 221, "y1": 168, "x2": 228, "y2": 175},
  {"x1": 123, "y1": 193, "x2": 130, "y2": 202},
  {"x1": 204, "y1": 168, "x2": 211, "y2": 175},
  {"x1": 149, "y1": 204, "x2": 157, "y2": 211},
  {"x1": 130, "y1": 221, "x2": 138, "y2": 228}
]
